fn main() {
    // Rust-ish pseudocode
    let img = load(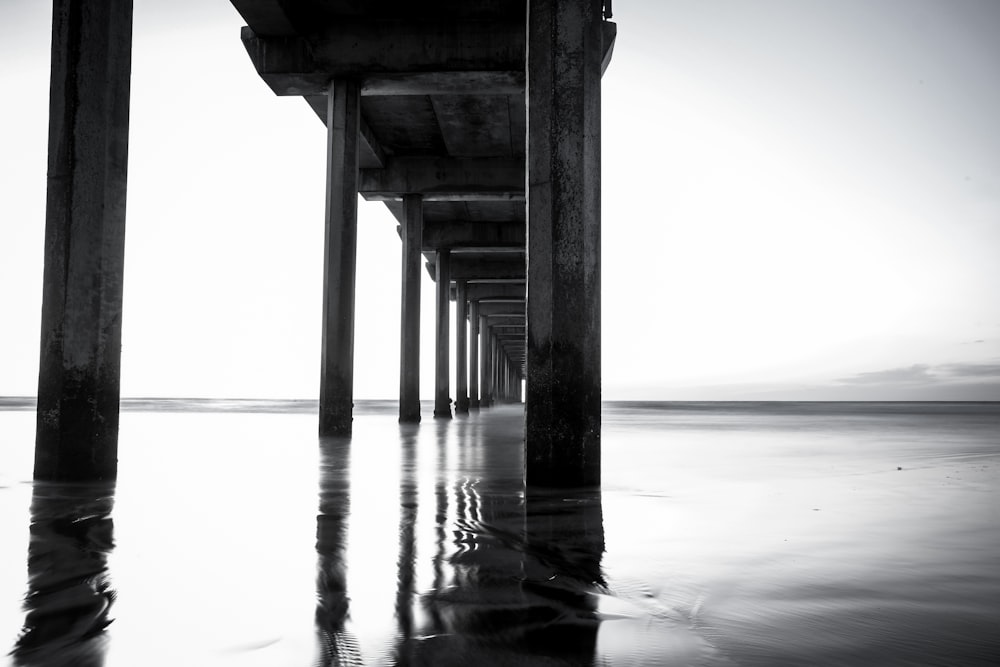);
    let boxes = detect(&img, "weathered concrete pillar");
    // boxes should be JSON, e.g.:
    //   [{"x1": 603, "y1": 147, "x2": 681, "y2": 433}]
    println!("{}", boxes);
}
[
  {"x1": 454, "y1": 281, "x2": 469, "y2": 414},
  {"x1": 468, "y1": 301, "x2": 480, "y2": 410},
  {"x1": 480, "y1": 316, "x2": 492, "y2": 408},
  {"x1": 399, "y1": 194, "x2": 423, "y2": 423},
  {"x1": 34, "y1": 0, "x2": 133, "y2": 482},
  {"x1": 433, "y1": 250, "x2": 452, "y2": 419},
  {"x1": 319, "y1": 79, "x2": 361, "y2": 436},
  {"x1": 526, "y1": 0, "x2": 604, "y2": 487}
]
